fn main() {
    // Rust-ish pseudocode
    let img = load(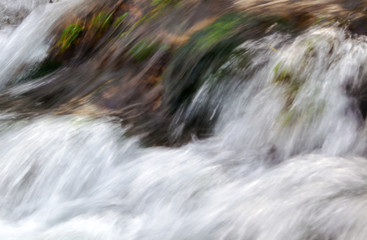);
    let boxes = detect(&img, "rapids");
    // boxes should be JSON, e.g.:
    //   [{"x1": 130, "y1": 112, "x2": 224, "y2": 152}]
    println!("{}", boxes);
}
[{"x1": 1, "y1": 0, "x2": 367, "y2": 239}]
